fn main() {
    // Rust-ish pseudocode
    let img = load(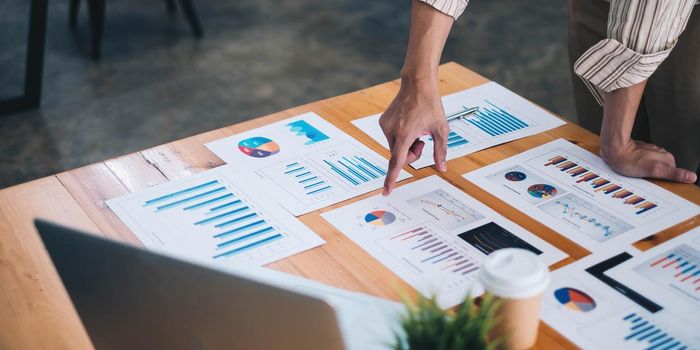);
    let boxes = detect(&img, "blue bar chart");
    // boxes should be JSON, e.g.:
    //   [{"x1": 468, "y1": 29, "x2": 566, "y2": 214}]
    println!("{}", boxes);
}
[
  {"x1": 321, "y1": 156, "x2": 385, "y2": 186},
  {"x1": 142, "y1": 179, "x2": 283, "y2": 260},
  {"x1": 308, "y1": 143, "x2": 387, "y2": 188},
  {"x1": 260, "y1": 158, "x2": 347, "y2": 206},
  {"x1": 108, "y1": 167, "x2": 323, "y2": 266},
  {"x1": 284, "y1": 161, "x2": 333, "y2": 196},
  {"x1": 581, "y1": 309, "x2": 690, "y2": 350},
  {"x1": 621, "y1": 313, "x2": 686, "y2": 349},
  {"x1": 429, "y1": 131, "x2": 470, "y2": 149},
  {"x1": 461, "y1": 100, "x2": 530, "y2": 137}
]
